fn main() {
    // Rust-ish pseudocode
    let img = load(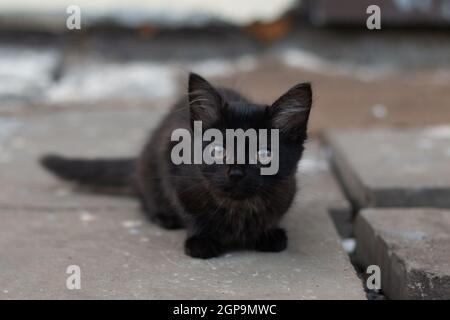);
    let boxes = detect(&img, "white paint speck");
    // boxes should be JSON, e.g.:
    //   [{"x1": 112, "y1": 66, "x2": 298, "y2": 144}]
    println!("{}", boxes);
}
[
  {"x1": 79, "y1": 211, "x2": 95, "y2": 223},
  {"x1": 371, "y1": 104, "x2": 387, "y2": 119},
  {"x1": 342, "y1": 238, "x2": 356, "y2": 253},
  {"x1": 122, "y1": 220, "x2": 143, "y2": 228}
]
